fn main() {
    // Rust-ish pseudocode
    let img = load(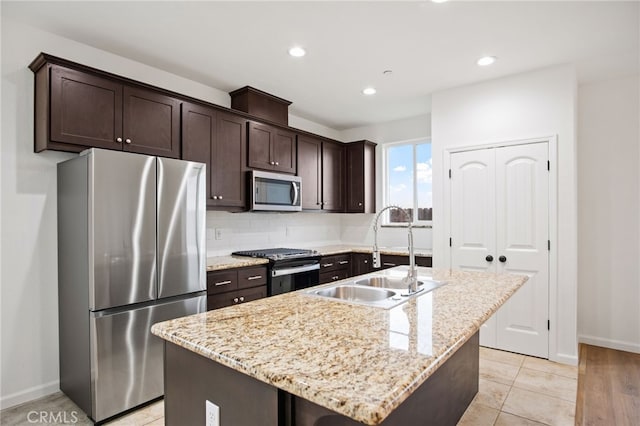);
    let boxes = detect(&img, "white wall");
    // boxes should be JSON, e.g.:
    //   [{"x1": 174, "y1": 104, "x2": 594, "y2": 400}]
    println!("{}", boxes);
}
[
  {"x1": 431, "y1": 66, "x2": 579, "y2": 364},
  {"x1": 339, "y1": 114, "x2": 433, "y2": 250},
  {"x1": 0, "y1": 19, "x2": 346, "y2": 409},
  {"x1": 577, "y1": 74, "x2": 640, "y2": 353},
  {"x1": 206, "y1": 211, "x2": 342, "y2": 256}
]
